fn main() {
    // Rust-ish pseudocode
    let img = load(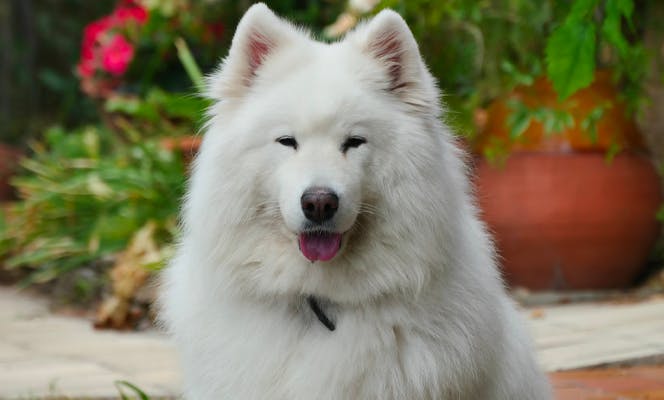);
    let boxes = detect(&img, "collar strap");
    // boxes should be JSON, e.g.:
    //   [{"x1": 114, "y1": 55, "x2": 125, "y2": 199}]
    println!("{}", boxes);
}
[{"x1": 307, "y1": 296, "x2": 336, "y2": 331}]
